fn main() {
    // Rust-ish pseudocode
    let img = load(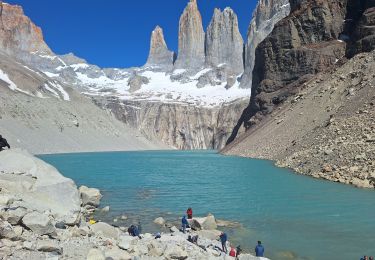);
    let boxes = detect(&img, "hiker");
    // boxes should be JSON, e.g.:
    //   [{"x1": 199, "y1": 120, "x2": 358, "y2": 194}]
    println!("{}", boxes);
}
[
  {"x1": 188, "y1": 235, "x2": 198, "y2": 245},
  {"x1": 181, "y1": 215, "x2": 189, "y2": 233},
  {"x1": 187, "y1": 207, "x2": 193, "y2": 219},
  {"x1": 229, "y1": 247, "x2": 236, "y2": 257},
  {"x1": 236, "y1": 245, "x2": 242, "y2": 258},
  {"x1": 219, "y1": 232, "x2": 228, "y2": 253},
  {"x1": 369, "y1": 256, "x2": 374, "y2": 260},
  {"x1": 154, "y1": 232, "x2": 161, "y2": 239},
  {"x1": 255, "y1": 241, "x2": 265, "y2": 257},
  {"x1": 361, "y1": 256, "x2": 369, "y2": 260},
  {"x1": 0, "y1": 135, "x2": 10, "y2": 151}
]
